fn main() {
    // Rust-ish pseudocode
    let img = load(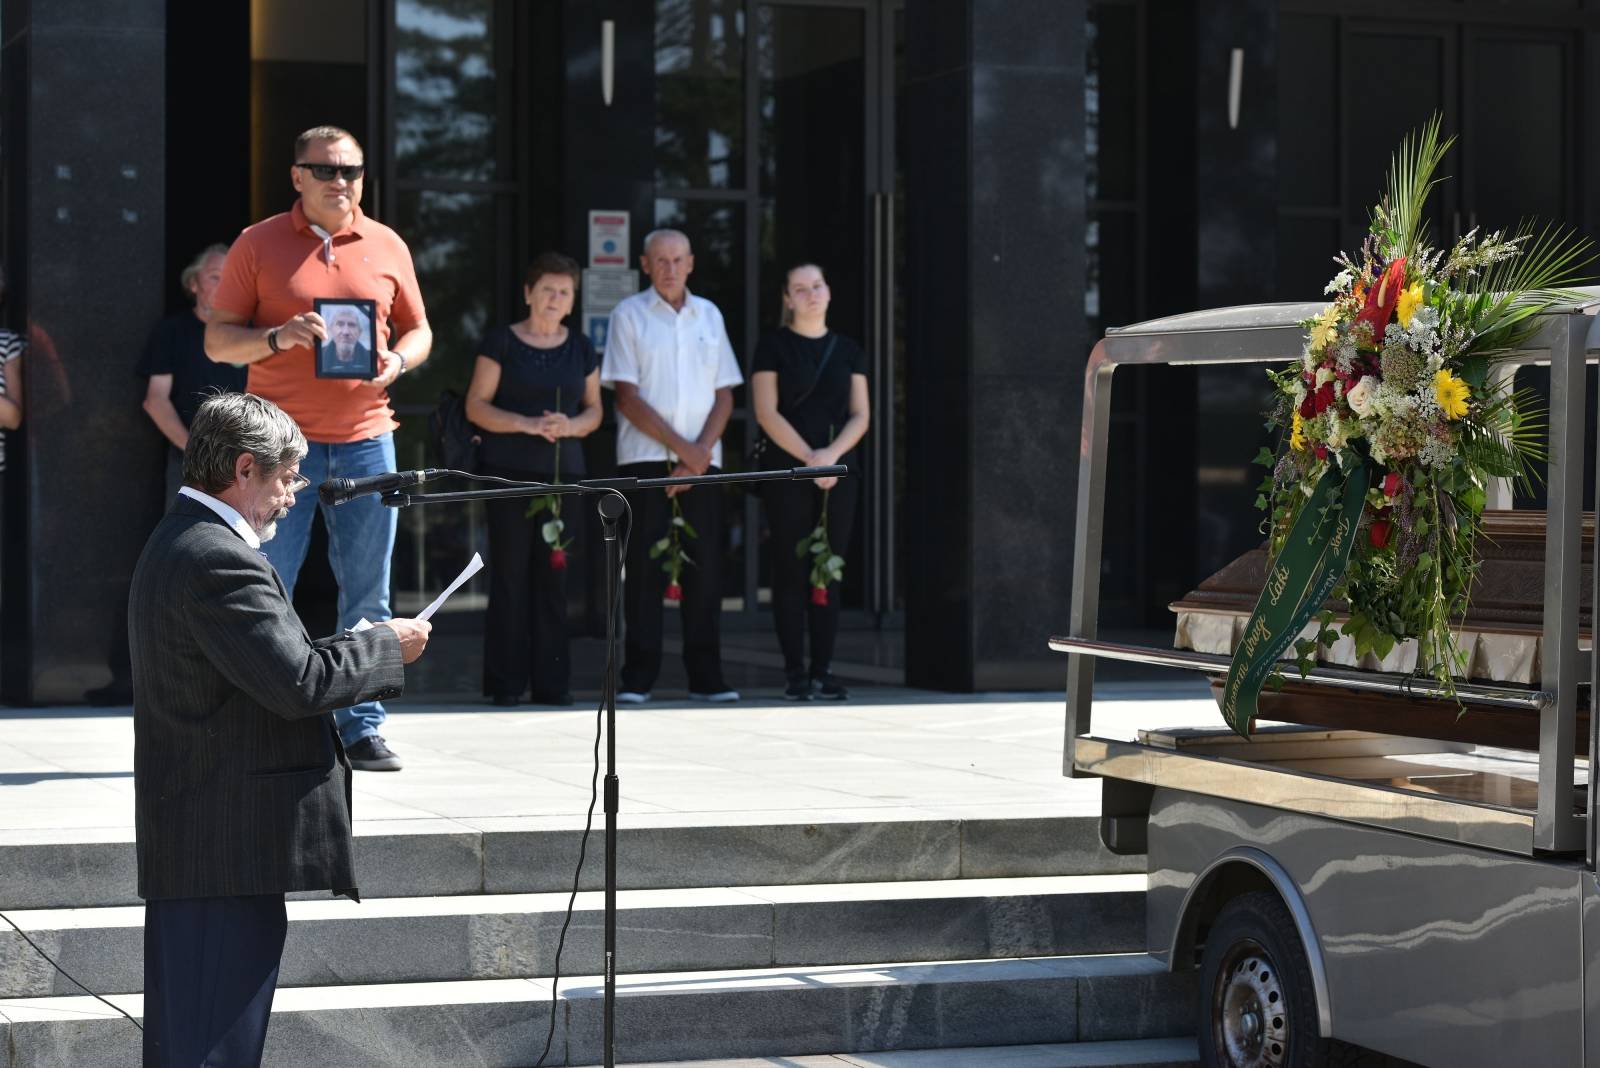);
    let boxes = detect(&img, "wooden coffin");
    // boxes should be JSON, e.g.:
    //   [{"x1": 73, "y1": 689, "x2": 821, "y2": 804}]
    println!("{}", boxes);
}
[{"x1": 1170, "y1": 511, "x2": 1594, "y2": 752}]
